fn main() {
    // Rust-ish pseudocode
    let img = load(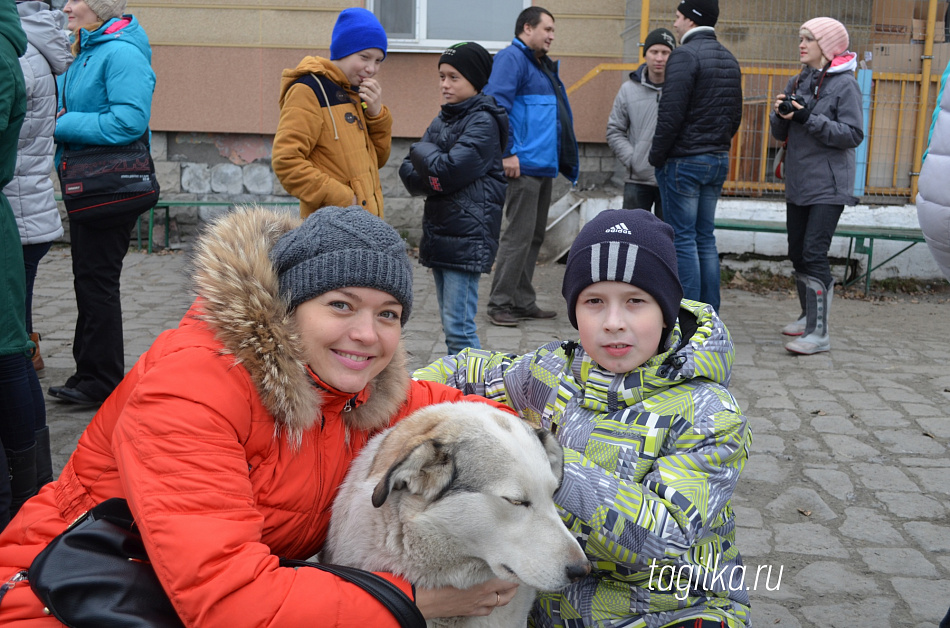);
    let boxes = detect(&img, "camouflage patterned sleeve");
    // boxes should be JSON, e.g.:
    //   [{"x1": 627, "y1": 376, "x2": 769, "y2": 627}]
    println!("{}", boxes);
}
[
  {"x1": 553, "y1": 383, "x2": 751, "y2": 574},
  {"x1": 412, "y1": 348, "x2": 532, "y2": 412}
]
